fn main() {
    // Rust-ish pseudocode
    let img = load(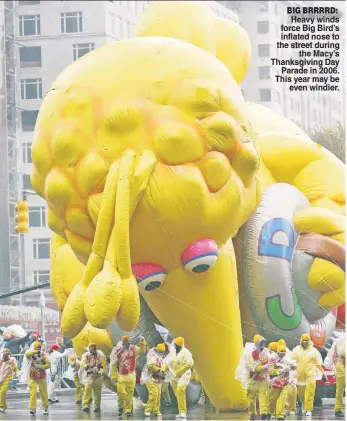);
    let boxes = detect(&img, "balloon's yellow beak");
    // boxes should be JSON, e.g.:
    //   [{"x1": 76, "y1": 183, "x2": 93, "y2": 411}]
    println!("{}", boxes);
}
[{"x1": 142, "y1": 240, "x2": 247, "y2": 410}]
